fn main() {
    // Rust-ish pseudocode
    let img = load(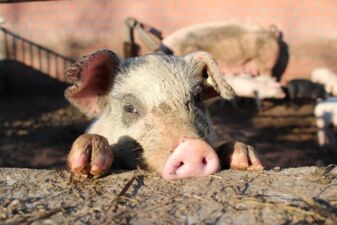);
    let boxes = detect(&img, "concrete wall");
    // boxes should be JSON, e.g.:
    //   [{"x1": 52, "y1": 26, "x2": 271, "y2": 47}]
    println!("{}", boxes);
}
[{"x1": 0, "y1": 0, "x2": 337, "y2": 79}]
